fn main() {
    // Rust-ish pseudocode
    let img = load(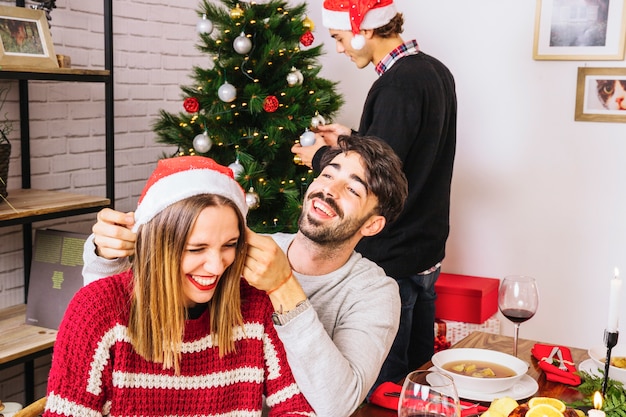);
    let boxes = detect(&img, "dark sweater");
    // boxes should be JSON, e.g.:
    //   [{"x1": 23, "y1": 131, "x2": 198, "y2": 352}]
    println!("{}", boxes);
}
[{"x1": 318, "y1": 51, "x2": 457, "y2": 278}]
